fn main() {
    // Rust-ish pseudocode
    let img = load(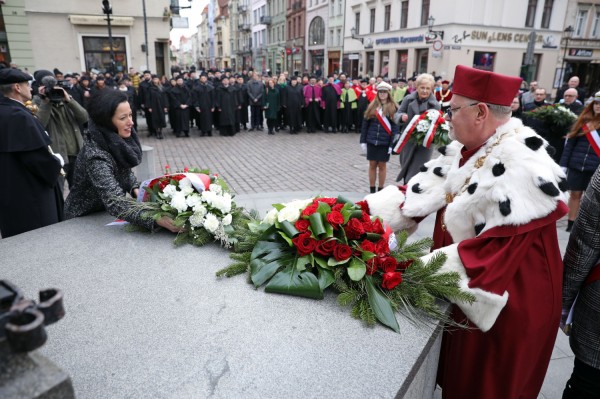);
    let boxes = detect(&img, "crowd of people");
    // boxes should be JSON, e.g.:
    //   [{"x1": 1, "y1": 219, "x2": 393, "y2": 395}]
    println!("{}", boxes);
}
[{"x1": 1, "y1": 60, "x2": 600, "y2": 399}]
